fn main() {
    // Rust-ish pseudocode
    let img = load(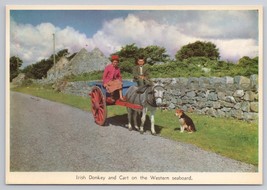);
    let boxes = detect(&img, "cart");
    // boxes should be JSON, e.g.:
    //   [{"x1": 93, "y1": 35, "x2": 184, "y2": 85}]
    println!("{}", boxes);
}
[{"x1": 88, "y1": 80, "x2": 143, "y2": 126}]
